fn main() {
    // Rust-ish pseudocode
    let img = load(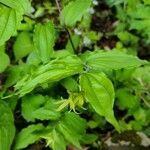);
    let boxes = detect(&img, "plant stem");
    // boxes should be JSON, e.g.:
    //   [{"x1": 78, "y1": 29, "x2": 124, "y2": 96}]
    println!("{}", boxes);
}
[
  {"x1": 55, "y1": 0, "x2": 61, "y2": 14},
  {"x1": 65, "y1": 28, "x2": 76, "y2": 51},
  {"x1": 54, "y1": 0, "x2": 76, "y2": 52}
]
